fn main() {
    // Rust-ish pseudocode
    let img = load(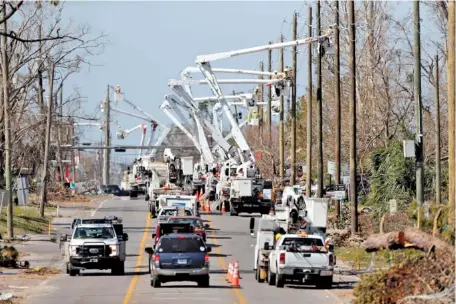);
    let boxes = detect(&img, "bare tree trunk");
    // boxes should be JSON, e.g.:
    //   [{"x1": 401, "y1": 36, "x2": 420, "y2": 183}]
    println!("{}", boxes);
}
[
  {"x1": 39, "y1": 63, "x2": 55, "y2": 217},
  {"x1": 1, "y1": 0, "x2": 13, "y2": 238},
  {"x1": 55, "y1": 86, "x2": 64, "y2": 186}
]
